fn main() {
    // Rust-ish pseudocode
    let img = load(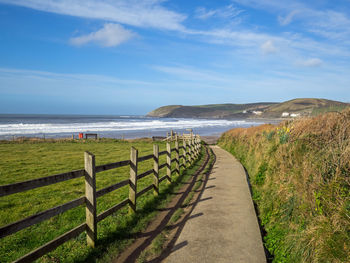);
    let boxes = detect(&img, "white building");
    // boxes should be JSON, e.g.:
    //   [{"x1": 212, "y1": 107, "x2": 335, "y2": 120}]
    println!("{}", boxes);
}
[
  {"x1": 282, "y1": 112, "x2": 290, "y2": 117},
  {"x1": 252, "y1": 111, "x2": 263, "y2": 115},
  {"x1": 290, "y1": 113, "x2": 301, "y2": 118}
]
